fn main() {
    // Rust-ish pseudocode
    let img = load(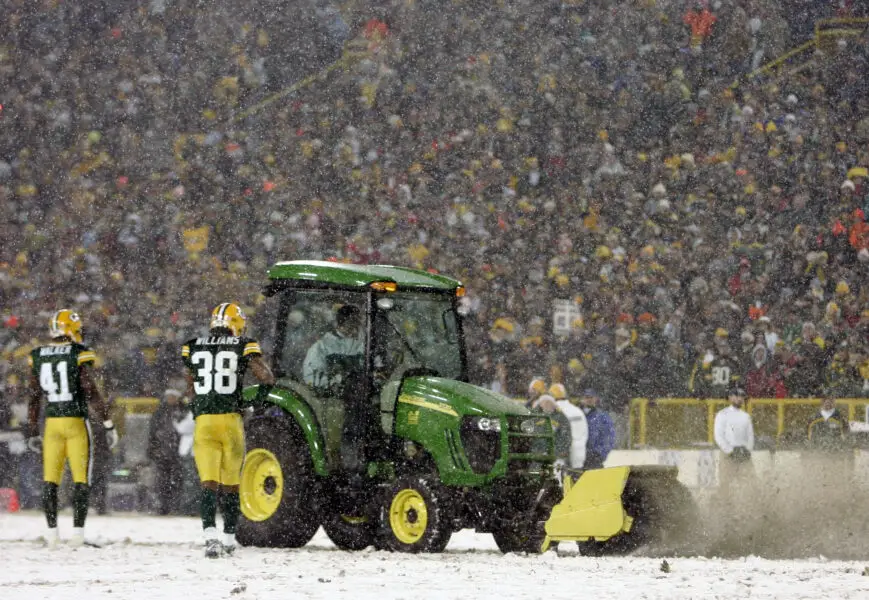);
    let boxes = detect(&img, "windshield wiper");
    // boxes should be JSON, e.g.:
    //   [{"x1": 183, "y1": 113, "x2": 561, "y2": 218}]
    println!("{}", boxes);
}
[{"x1": 385, "y1": 315, "x2": 424, "y2": 366}]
